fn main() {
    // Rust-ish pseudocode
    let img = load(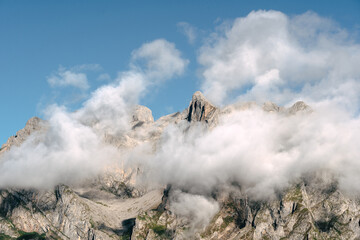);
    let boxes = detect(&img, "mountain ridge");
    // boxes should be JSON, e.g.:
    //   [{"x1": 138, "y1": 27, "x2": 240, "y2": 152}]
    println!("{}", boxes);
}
[{"x1": 1, "y1": 91, "x2": 356, "y2": 240}]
